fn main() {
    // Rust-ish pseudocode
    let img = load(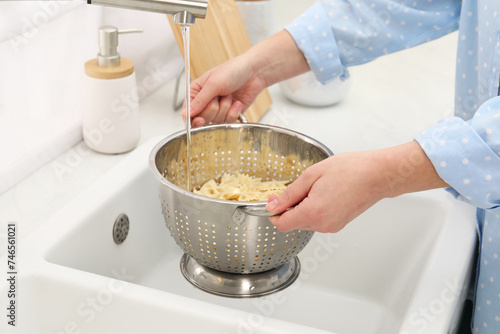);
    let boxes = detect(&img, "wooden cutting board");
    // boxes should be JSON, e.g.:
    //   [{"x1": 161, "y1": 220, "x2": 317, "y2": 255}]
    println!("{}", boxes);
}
[{"x1": 168, "y1": 0, "x2": 272, "y2": 123}]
